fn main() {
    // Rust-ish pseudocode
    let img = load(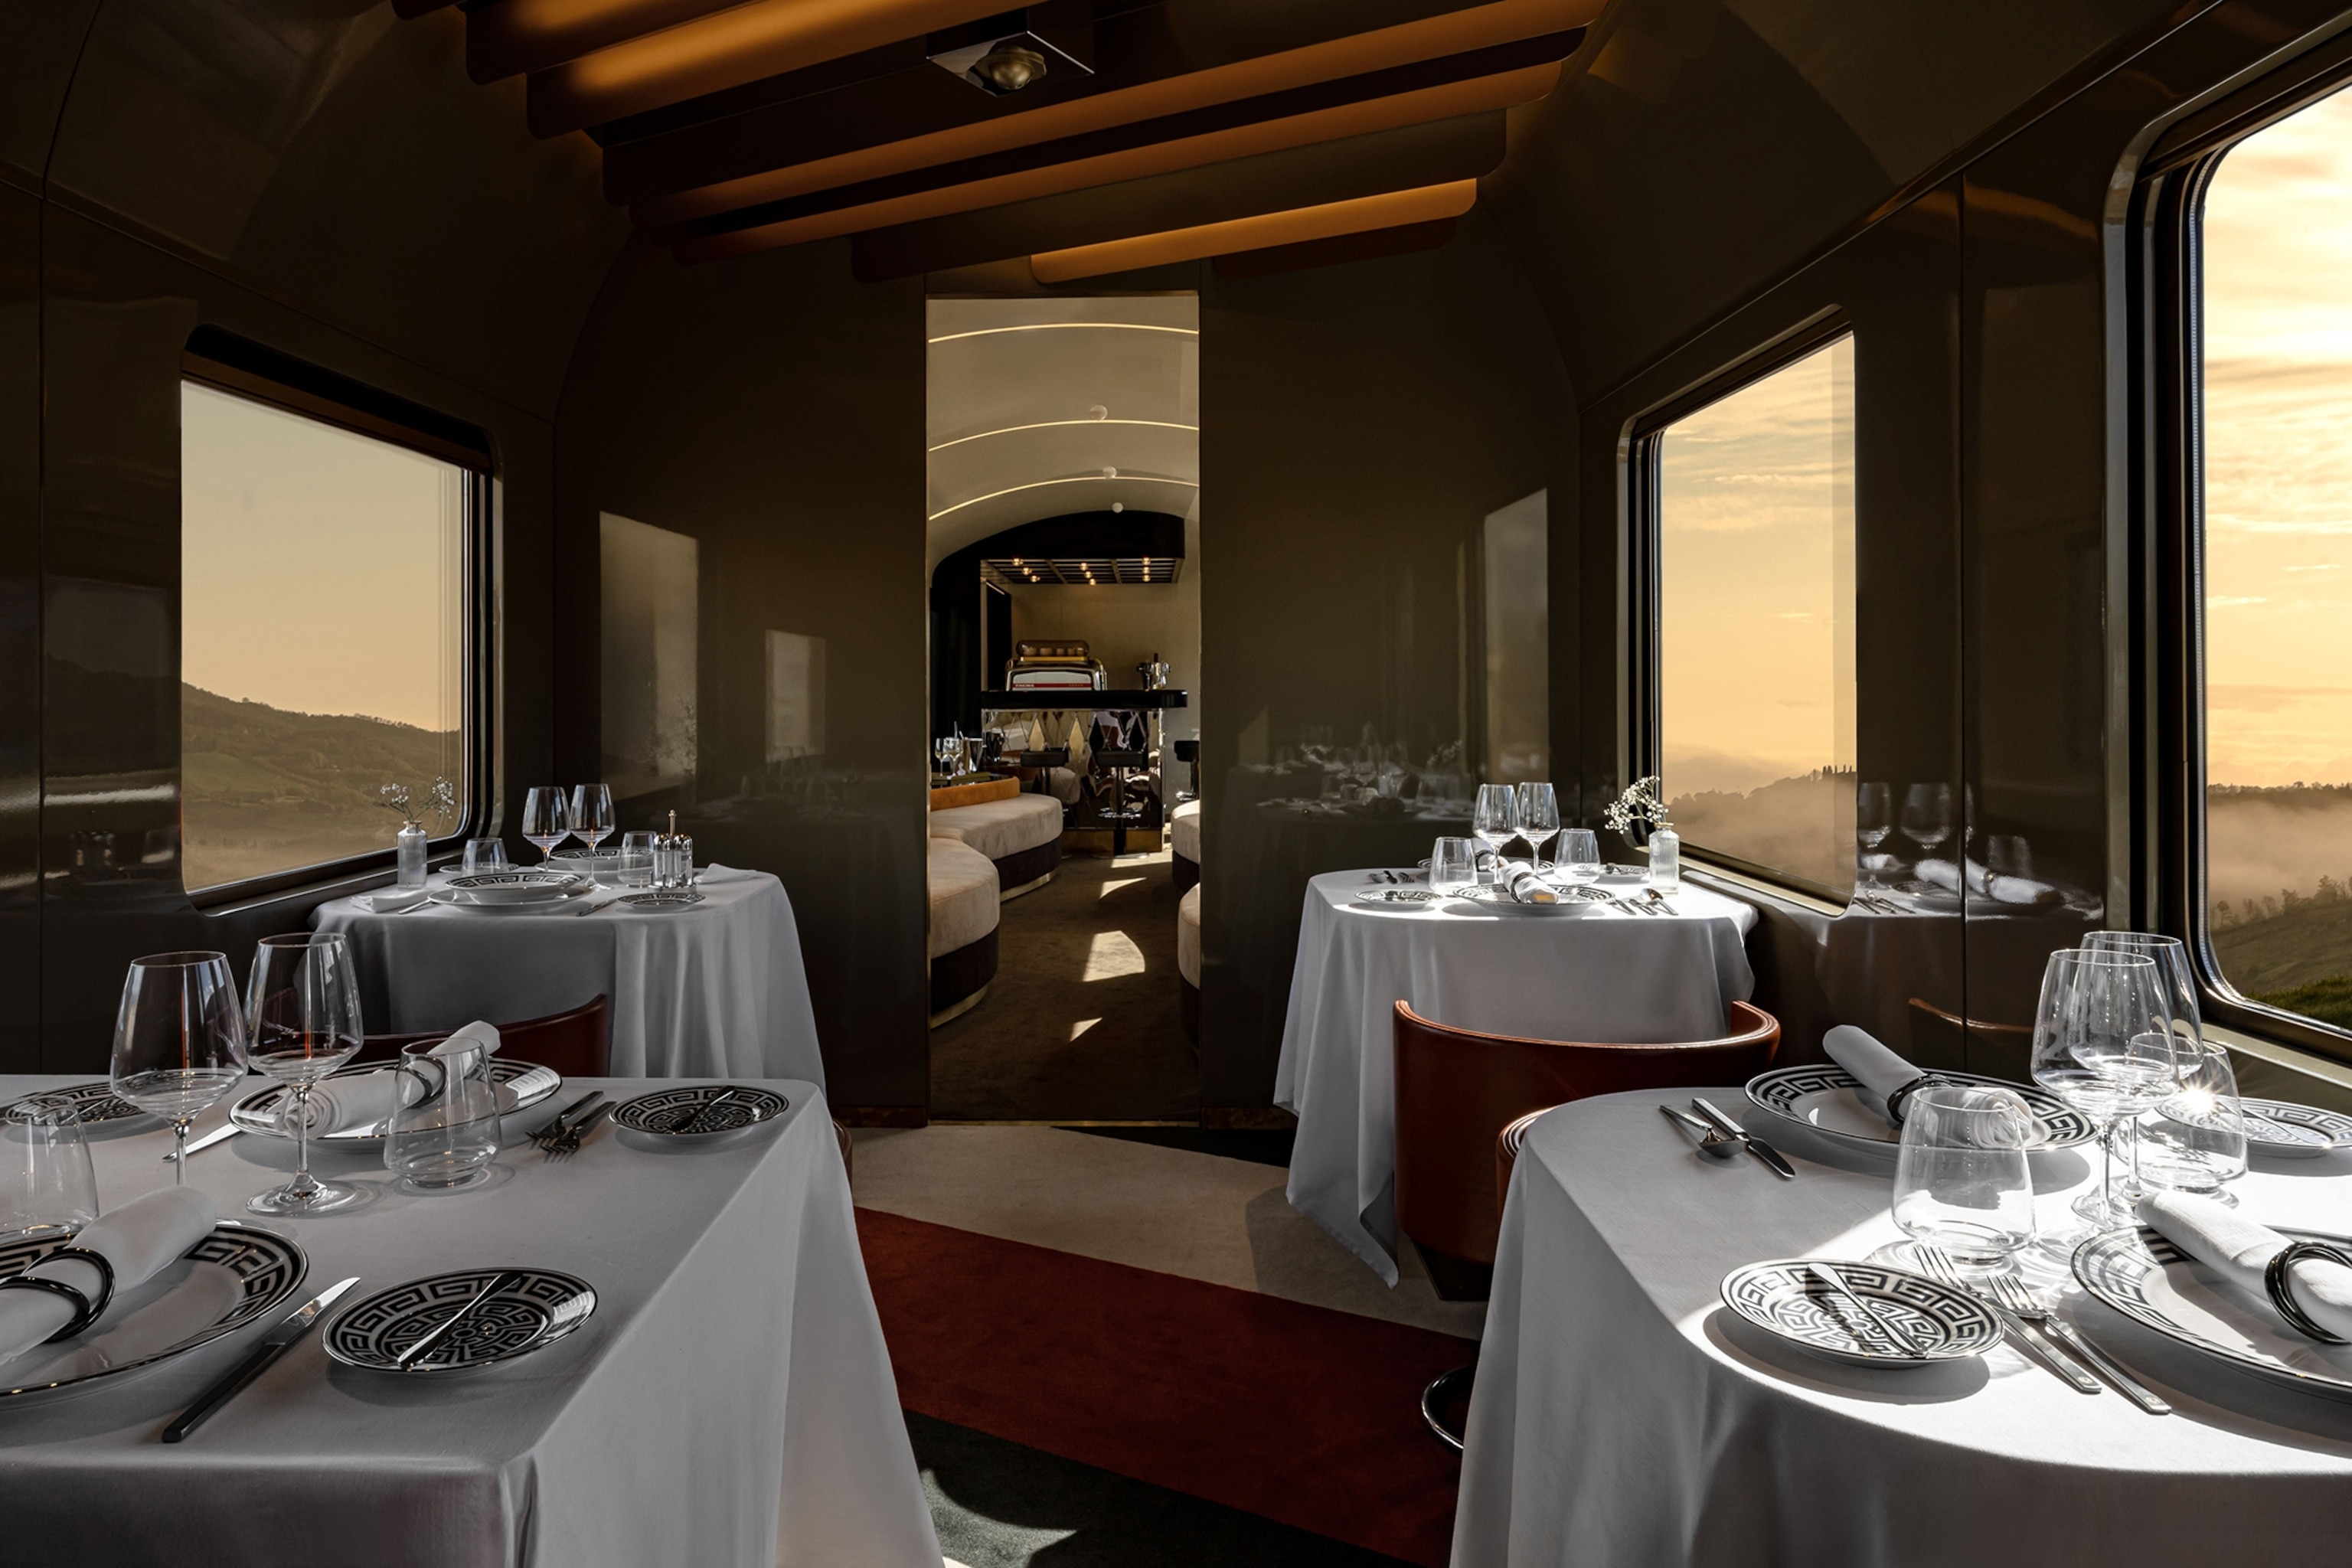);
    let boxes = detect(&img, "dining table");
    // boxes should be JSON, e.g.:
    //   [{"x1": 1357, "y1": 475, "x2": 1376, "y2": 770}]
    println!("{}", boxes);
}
[
  {"x1": 313, "y1": 865, "x2": 824, "y2": 1083},
  {"x1": 1454, "y1": 1086, "x2": 2352, "y2": 1567},
  {"x1": 0, "y1": 1073, "x2": 939, "y2": 1568},
  {"x1": 1276, "y1": 867, "x2": 1758, "y2": 1283}
]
